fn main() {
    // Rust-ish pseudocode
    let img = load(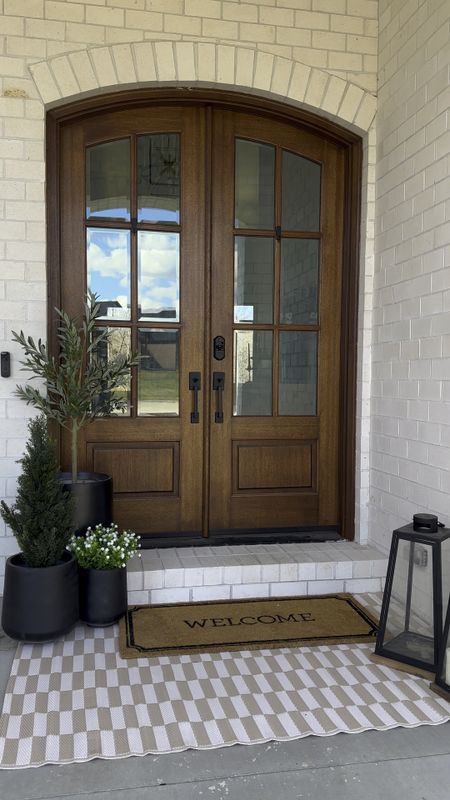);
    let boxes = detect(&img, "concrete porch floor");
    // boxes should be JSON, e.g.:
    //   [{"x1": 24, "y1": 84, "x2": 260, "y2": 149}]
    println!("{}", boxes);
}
[{"x1": 1, "y1": 562, "x2": 450, "y2": 799}]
